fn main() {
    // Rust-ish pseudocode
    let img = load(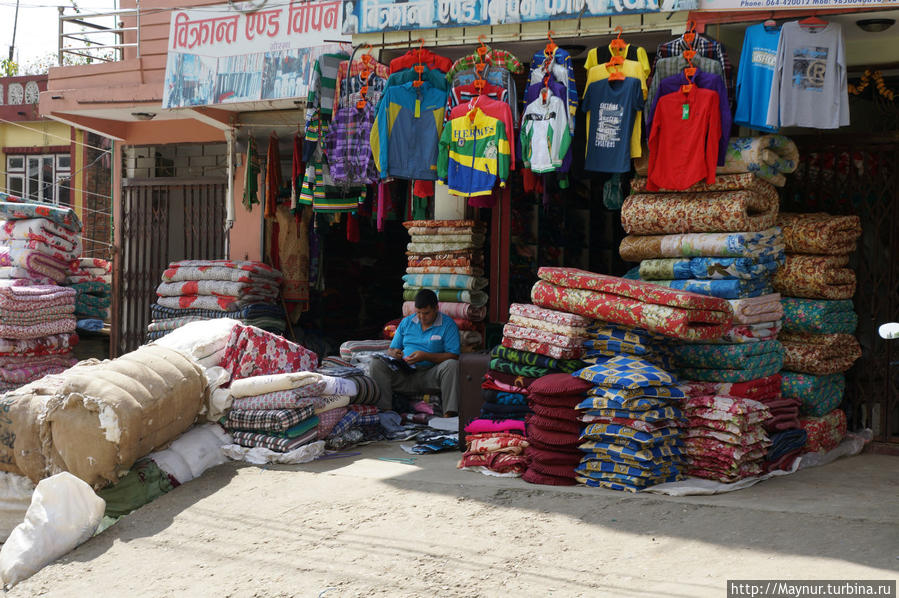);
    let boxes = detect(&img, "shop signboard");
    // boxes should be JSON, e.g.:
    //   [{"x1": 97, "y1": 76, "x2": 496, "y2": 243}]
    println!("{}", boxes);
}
[
  {"x1": 341, "y1": 0, "x2": 698, "y2": 35},
  {"x1": 700, "y1": 0, "x2": 899, "y2": 9},
  {"x1": 163, "y1": 1, "x2": 349, "y2": 109}
]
